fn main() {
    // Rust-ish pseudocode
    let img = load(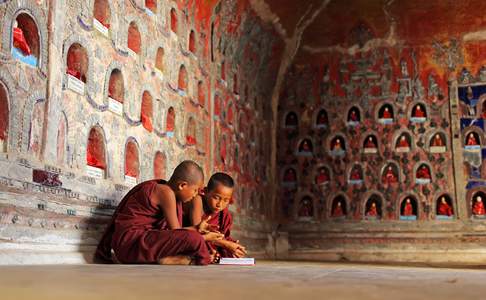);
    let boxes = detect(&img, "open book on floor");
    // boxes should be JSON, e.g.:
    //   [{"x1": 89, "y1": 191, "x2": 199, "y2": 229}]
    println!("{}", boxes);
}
[{"x1": 218, "y1": 258, "x2": 255, "y2": 265}]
